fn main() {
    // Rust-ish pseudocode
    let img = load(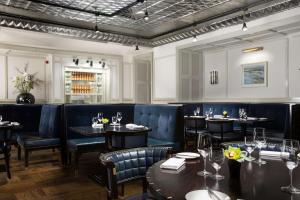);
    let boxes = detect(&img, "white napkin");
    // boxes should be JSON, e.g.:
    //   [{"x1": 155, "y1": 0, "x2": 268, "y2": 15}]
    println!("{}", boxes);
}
[
  {"x1": 160, "y1": 158, "x2": 185, "y2": 170},
  {"x1": 247, "y1": 117, "x2": 257, "y2": 120},
  {"x1": 125, "y1": 123, "x2": 145, "y2": 130},
  {"x1": 10, "y1": 122, "x2": 20, "y2": 126},
  {"x1": 92, "y1": 124, "x2": 103, "y2": 128},
  {"x1": 213, "y1": 115, "x2": 223, "y2": 119},
  {"x1": 260, "y1": 150, "x2": 289, "y2": 157}
]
